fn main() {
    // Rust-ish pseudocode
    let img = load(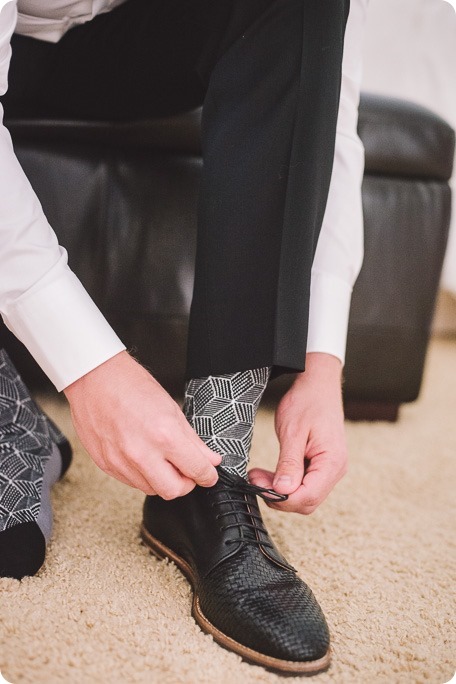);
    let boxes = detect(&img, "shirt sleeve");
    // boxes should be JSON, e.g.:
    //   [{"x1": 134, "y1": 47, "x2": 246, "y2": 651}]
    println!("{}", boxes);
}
[
  {"x1": 0, "y1": 0, "x2": 126, "y2": 391},
  {"x1": 306, "y1": 0, "x2": 369, "y2": 364}
]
